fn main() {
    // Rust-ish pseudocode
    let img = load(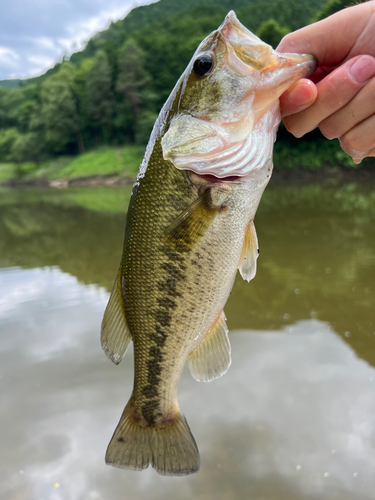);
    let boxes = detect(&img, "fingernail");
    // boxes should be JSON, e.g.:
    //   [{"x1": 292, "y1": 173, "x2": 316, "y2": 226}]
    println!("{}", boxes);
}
[
  {"x1": 288, "y1": 81, "x2": 314, "y2": 106},
  {"x1": 349, "y1": 56, "x2": 375, "y2": 84}
]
